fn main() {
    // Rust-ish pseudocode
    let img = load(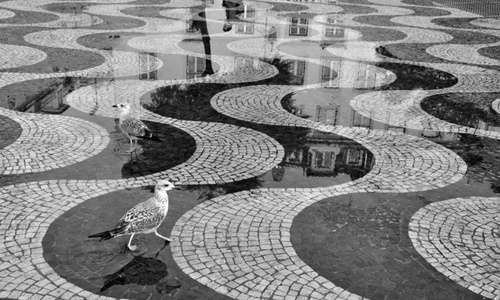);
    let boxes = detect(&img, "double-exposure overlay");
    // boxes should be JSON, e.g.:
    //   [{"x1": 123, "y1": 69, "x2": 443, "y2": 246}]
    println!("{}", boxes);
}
[{"x1": 0, "y1": 0, "x2": 499, "y2": 299}]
